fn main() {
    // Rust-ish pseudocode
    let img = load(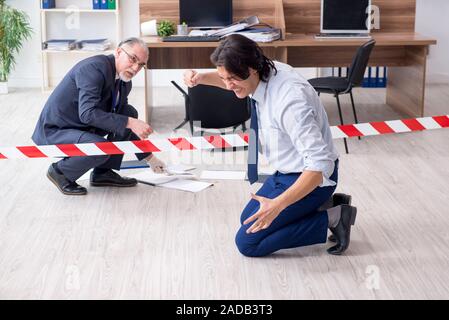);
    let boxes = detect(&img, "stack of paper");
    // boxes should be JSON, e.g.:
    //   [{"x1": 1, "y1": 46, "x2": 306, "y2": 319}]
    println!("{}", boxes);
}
[
  {"x1": 224, "y1": 27, "x2": 281, "y2": 43},
  {"x1": 44, "y1": 39, "x2": 77, "y2": 51},
  {"x1": 190, "y1": 15, "x2": 260, "y2": 37},
  {"x1": 78, "y1": 39, "x2": 111, "y2": 51}
]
